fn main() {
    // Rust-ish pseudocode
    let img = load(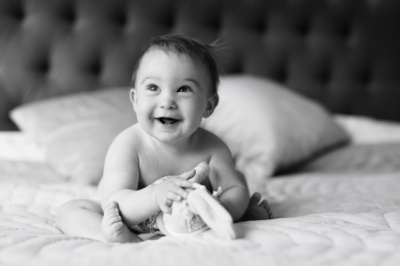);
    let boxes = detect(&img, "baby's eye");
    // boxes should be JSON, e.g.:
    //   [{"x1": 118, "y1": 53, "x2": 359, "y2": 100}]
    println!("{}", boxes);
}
[
  {"x1": 177, "y1": 86, "x2": 191, "y2": 93},
  {"x1": 147, "y1": 84, "x2": 159, "y2": 91}
]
